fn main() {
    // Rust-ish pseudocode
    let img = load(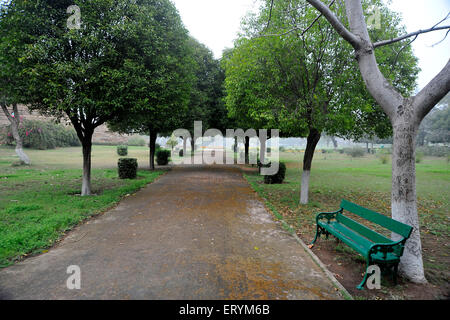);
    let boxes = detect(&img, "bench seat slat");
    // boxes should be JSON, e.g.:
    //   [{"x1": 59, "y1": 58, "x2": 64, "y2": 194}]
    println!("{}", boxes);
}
[
  {"x1": 340, "y1": 199, "x2": 413, "y2": 238},
  {"x1": 336, "y1": 214, "x2": 393, "y2": 244}
]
